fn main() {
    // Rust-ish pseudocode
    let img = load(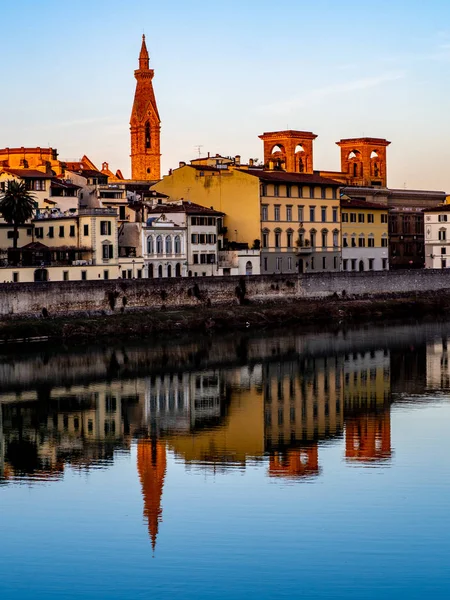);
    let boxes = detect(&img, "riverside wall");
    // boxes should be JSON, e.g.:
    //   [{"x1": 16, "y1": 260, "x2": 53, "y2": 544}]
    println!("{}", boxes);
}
[{"x1": 1, "y1": 270, "x2": 450, "y2": 317}]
